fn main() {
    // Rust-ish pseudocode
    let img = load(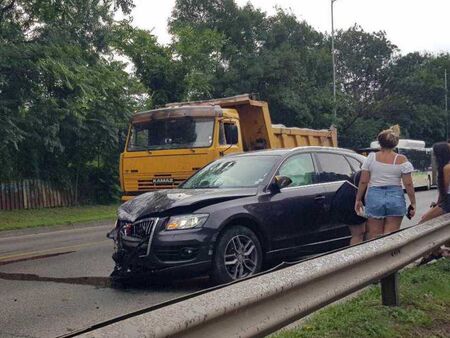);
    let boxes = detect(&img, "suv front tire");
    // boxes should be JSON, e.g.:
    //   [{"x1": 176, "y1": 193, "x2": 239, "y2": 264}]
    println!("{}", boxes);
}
[{"x1": 212, "y1": 225, "x2": 263, "y2": 284}]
